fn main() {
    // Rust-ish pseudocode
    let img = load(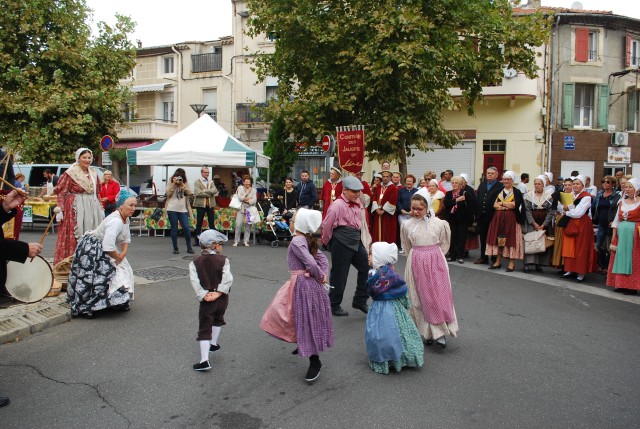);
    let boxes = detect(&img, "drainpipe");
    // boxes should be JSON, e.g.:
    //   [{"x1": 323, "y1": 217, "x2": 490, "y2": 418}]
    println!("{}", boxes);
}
[
  {"x1": 171, "y1": 45, "x2": 181, "y2": 128},
  {"x1": 547, "y1": 15, "x2": 561, "y2": 173}
]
